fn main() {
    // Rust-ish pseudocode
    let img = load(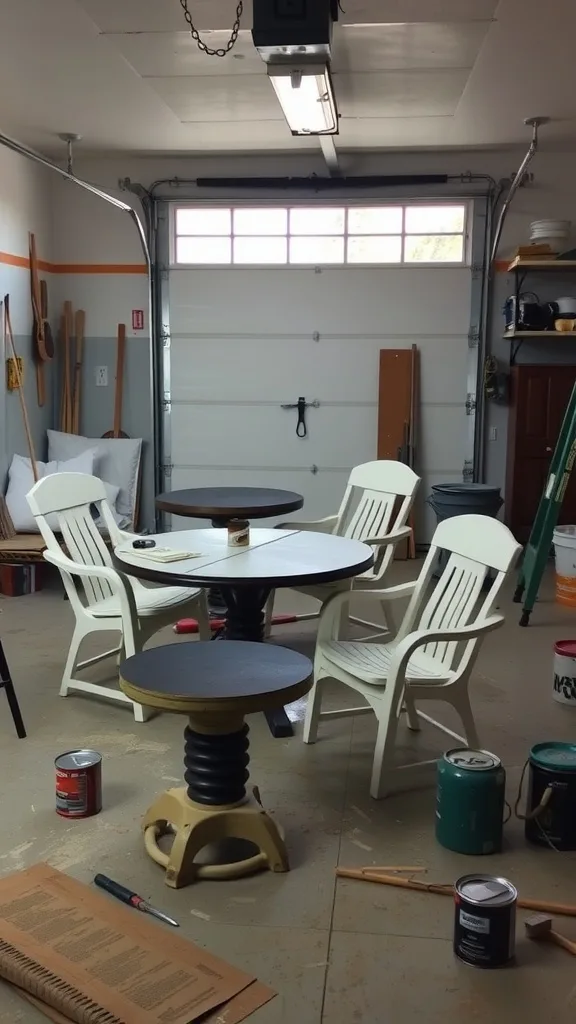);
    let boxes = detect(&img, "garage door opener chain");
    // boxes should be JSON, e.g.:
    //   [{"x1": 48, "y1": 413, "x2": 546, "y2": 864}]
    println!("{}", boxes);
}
[{"x1": 179, "y1": 0, "x2": 243, "y2": 57}]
